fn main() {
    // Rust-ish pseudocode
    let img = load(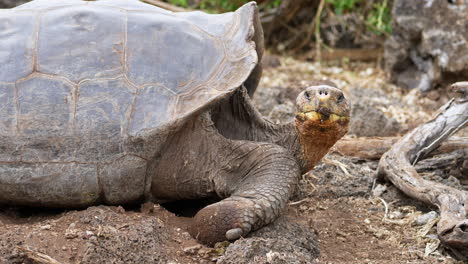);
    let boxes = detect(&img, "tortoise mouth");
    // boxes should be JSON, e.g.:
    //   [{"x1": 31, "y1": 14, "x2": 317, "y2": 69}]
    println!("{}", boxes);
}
[{"x1": 296, "y1": 110, "x2": 350, "y2": 125}]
